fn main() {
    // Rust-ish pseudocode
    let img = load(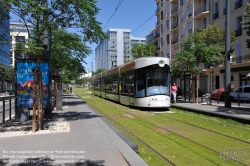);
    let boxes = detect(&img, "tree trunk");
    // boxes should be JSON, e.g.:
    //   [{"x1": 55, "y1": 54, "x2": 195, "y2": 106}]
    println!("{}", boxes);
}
[
  {"x1": 38, "y1": 71, "x2": 44, "y2": 130},
  {"x1": 196, "y1": 76, "x2": 198, "y2": 104},
  {"x1": 32, "y1": 69, "x2": 37, "y2": 133}
]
